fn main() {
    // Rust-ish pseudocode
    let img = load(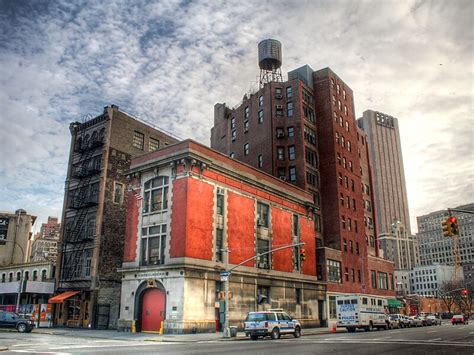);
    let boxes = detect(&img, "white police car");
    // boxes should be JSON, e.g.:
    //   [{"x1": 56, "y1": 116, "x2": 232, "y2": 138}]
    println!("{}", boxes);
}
[{"x1": 244, "y1": 309, "x2": 301, "y2": 340}]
